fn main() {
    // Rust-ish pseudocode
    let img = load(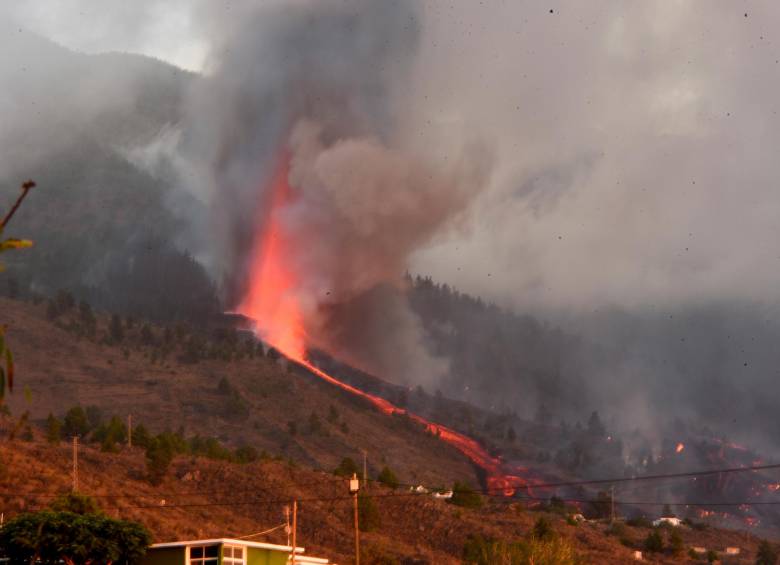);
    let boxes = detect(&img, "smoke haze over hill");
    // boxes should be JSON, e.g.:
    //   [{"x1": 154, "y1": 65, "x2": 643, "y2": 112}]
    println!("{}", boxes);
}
[{"x1": 4, "y1": 1, "x2": 780, "y2": 454}]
